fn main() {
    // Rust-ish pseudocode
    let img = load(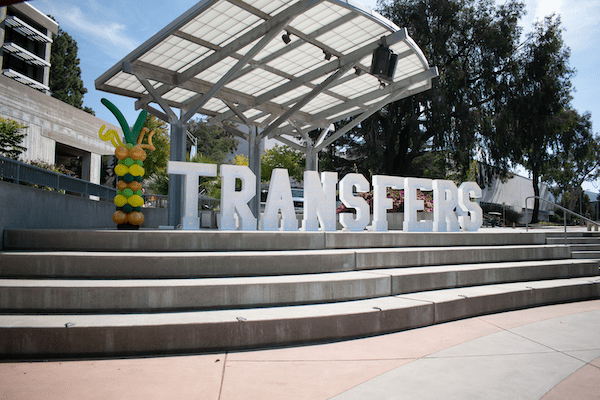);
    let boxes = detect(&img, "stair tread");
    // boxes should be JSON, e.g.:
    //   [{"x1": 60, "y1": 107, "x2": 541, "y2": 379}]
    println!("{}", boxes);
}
[
  {"x1": 2, "y1": 276, "x2": 598, "y2": 328},
  {"x1": 1, "y1": 258, "x2": 596, "y2": 287}
]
